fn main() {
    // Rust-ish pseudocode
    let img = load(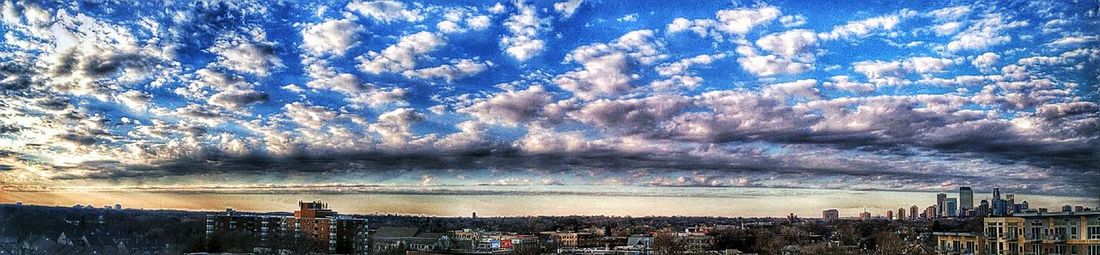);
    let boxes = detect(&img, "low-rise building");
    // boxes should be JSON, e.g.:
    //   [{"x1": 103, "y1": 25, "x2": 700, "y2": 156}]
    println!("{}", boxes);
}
[{"x1": 934, "y1": 231, "x2": 983, "y2": 255}]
